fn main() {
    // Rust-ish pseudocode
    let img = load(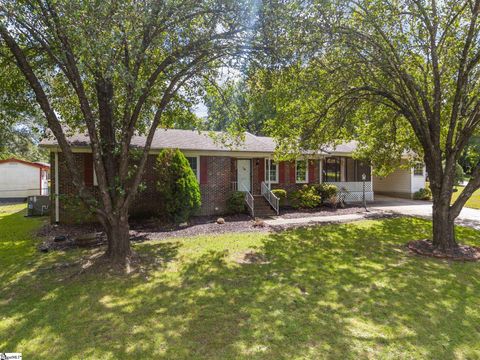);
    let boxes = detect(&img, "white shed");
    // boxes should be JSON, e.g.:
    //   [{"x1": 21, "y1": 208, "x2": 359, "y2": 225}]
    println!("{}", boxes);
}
[{"x1": 0, "y1": 158, "x2": 50, "y2": 199}]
